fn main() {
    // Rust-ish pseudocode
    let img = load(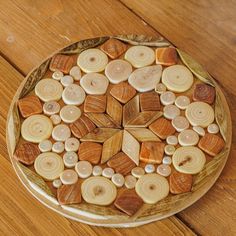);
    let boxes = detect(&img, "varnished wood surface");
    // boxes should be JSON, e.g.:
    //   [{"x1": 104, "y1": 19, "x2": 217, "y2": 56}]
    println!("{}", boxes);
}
[{"x1": 0, "y1": 0, "x2": 235, "y2": 235}]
